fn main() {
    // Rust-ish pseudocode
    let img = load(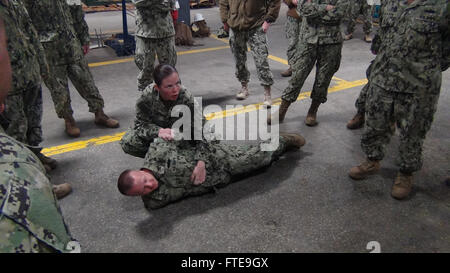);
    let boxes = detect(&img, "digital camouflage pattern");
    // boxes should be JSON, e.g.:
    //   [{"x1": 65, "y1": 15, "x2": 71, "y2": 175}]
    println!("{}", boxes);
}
[
  {"x1": 135, "y1": 36, "x2": 177, "y2": 92},
  {"x1": 0, "y1": 129, "x2": 75, "y2": 252},
  {"x1": 132, "y1": 0, "x2": 176, "y2": 39},
  {"x1": 120, "y1": 84, "x2": 204, "y2": 158},
  {"x1": 362, "y1": 85, "x2": 440, "y2": 173},
  {"x1": 229, "y1": 27, "x2": 274, "y2": 86},
  {"x1": 66, "y1": 0, "x2": 90, "y2": 46},
  {"x1": 285, "y1": 15, "x2": 302, "y2": 67},
  {"x1": 141, "y1": 137, "x2": 290, "y2": 209},
  {"x1": 132, "y1": 0, "x2": 177, "y2": 91},
  {"x1": 354, "y1": 60, "x2": 373, "y2": 114},
  {"x1": 361, "y1": 0, "x2": 449, "y2": 174},
  {"x1": 24, "y1": 0, "x2": 105, "y2": 119},
  {"x1": 0, "y1": 0, "x2": 46, "y2": 146},
  {"x1": 281, "y1": 0, "x2": 348, "y2": 103},
  {"x1": 3, "y1": 85, "x2": 43, "y2": 146},
  {"x1": 369, "y1": 0, "x2": 449, "y2": 94},
  {"x1": 346, "y1": 0, "x2": 372, "y2": 35}
]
